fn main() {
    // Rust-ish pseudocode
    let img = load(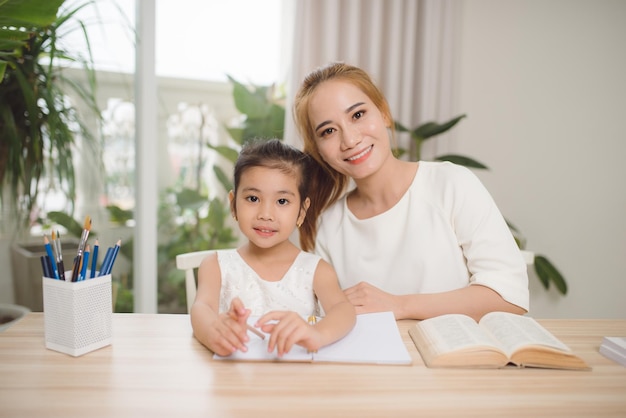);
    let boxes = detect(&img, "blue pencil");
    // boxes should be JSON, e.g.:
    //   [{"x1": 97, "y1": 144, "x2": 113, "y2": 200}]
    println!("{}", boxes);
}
[
  {"x1": 43, "y1": 235, "x2": 59, "y2": 280},
  {"x1": 80, "y1": 246, "x2": 90, "y2": 281},
  {"x1": 99, "y1": 247, "x2": 114, "y2": 277},
  {"x1": 103, "y1": 239, "x2": 121, "y2": 276},
  {"x1": 90, "y1": 239, "x2": 99, "y2": 278}
]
